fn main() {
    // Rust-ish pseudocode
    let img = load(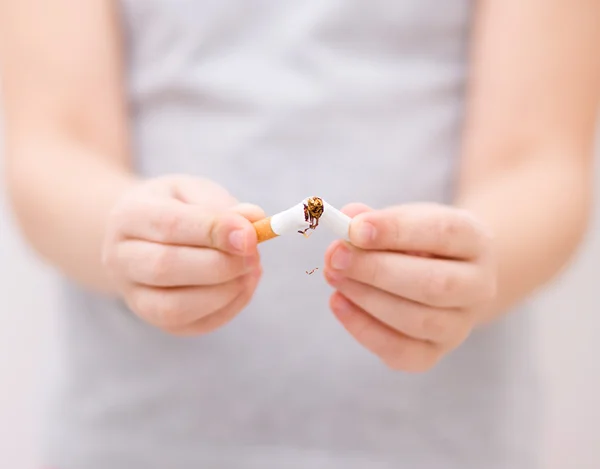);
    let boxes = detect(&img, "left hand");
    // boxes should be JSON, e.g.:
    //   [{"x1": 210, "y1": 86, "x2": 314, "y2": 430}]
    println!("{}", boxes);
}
[{"x1": 323, "y1": 203, "x2": 497, "y2": 372}]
